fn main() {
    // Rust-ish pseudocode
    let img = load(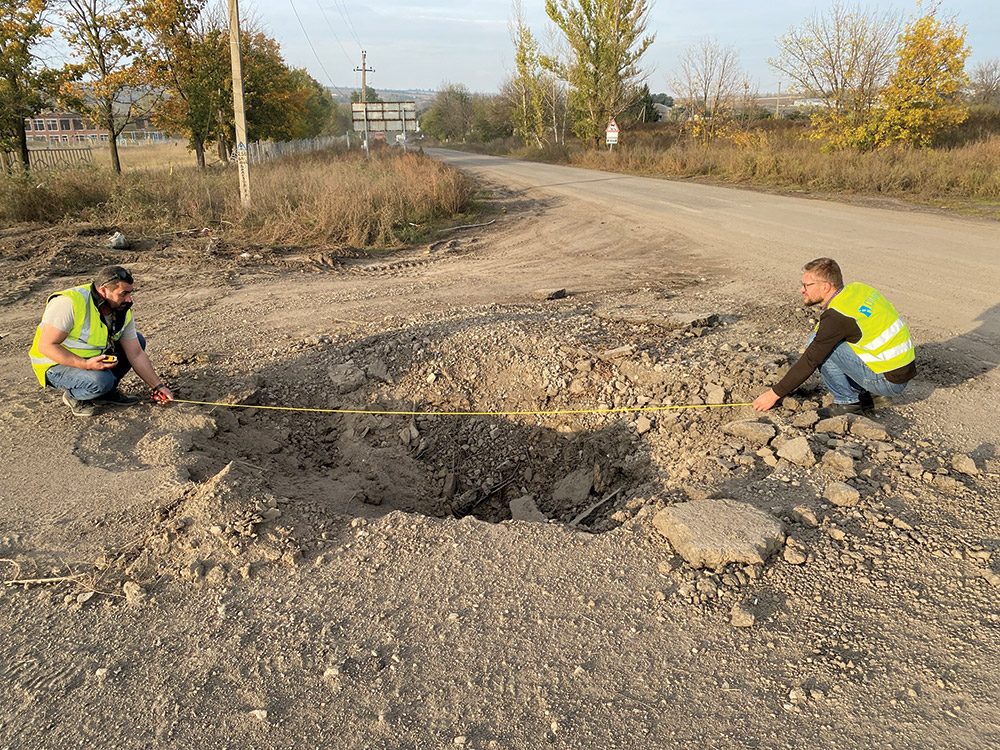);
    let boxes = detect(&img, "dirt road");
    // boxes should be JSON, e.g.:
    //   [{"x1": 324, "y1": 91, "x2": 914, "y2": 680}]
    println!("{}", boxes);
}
[{"x1": 1, "y1": 151, "x2": 998, "y2": 748}]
